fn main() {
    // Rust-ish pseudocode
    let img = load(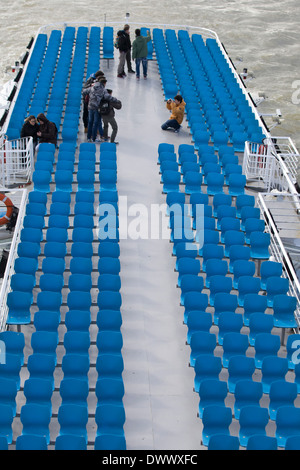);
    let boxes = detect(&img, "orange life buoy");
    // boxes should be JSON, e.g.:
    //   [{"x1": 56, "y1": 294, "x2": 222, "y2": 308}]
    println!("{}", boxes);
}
[{"x1": 0, "y1": 193, "x2": 13, "y2": 226}]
